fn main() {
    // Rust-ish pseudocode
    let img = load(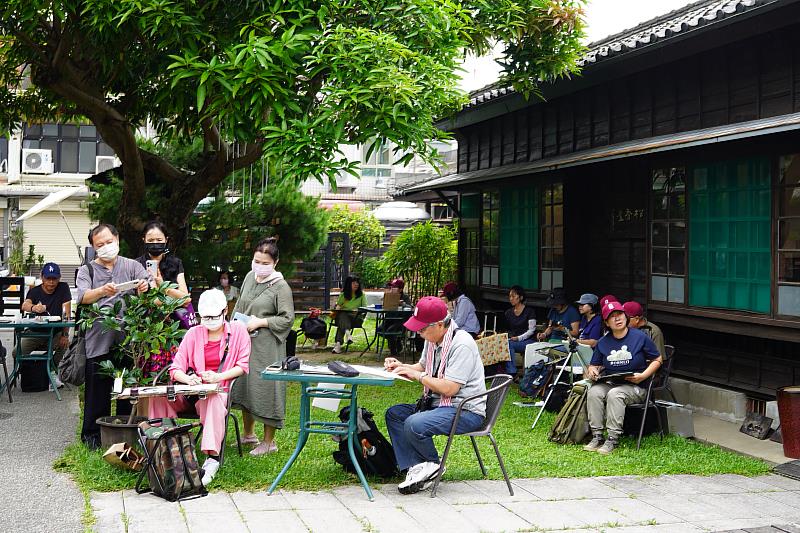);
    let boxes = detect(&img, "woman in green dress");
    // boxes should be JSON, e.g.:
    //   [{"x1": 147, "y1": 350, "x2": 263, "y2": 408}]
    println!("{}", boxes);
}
[{"x1": 230, "y1": 238, "x2": 295, "y2": 456}]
